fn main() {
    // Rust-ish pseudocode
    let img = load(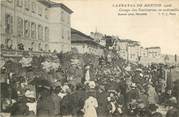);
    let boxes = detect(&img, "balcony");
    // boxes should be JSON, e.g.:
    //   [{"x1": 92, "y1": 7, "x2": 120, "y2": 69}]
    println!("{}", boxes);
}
[{"x1": 0, "y1": 49, "x2": 51, "y2": 58}]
